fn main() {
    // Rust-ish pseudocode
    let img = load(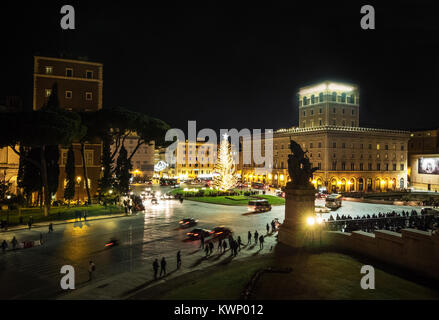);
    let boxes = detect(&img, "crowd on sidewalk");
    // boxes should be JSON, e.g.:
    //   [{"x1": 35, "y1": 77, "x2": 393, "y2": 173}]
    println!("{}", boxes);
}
[{"x1": 324, "y1": 209, "x2": 439, "y2": 234}]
